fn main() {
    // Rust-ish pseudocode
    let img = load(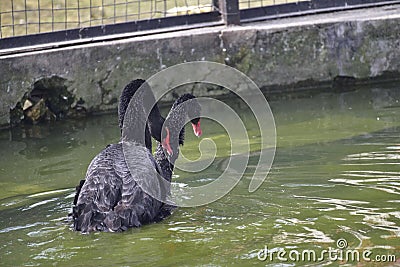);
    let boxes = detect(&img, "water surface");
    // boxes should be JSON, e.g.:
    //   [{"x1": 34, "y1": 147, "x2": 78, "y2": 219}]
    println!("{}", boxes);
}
[{"x1": 0, "y1": 83, "x2": 399, "y2": 266}]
